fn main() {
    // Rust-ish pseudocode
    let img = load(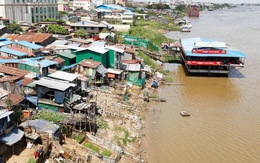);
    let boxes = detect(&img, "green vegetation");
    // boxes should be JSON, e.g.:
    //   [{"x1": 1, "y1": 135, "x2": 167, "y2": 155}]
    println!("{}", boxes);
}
[
  {"x1": 27, "y1": 158, "x2": 36, "y2": 163},
  {"x1": 175, "y1": 4, "x2": 187, "y2": 13},
  {"x1": 113, "y1": 126, "x2": 136, "y2": 146},
  {"x1": 137, "y1": 51, "x2": 159, "y2": 70},
  {"x1": 75, "y1": 29, "x2": 87, "y2": 38},
  {"x1": 7, "y1": 22, "x2": 23, "y2": 34},
  {"x1": 32, "y1": 109, "x2": 65, "y2": 122},
  {"x1": 5, "y1": 97, "x2": 13, "y2": 110},
  {"x1": 47, "y1": 24, "x2": 67, "y2": 34},
  {"x1": 84, "y1": 142, "x2": 100, "y2": 152},
  {"x1": 102, "y1": 150, "x2": 112, "y2": 157},
  {"x1": 71, "y1": 133, "x2": 85, "y2": 143},
  {"x1": 44, "y1": 18, "x2": 66, "y2": 24},
  {"x1": 146, "y1": 2, "x2": 170, "y2": 9}
]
